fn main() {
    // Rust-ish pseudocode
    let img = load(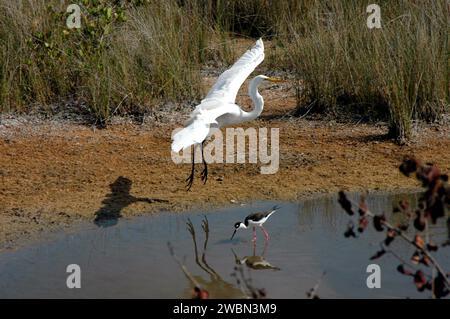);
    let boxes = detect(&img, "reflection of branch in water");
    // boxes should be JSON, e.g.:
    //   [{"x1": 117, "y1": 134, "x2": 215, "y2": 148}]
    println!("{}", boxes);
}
[
  {"x1": 94, "y1": 176, "x2": 168, "y2": 227},
  {"x1": 167, "y1": 242, "x2": 209, "y2": 299},
  {"x1": 231, "y1": 264, "x2": 267, "y2": 299},
  {"x1": 232, "y1": 242, "x2": 280, "y2": 271},
  {"x1": 168, "y1": 242, "x2": 200, "y2": 287},
  {"x1": 171, "y1": 216, "x2": 251, "y2": 298},
  {"x1": 306, "y1": 271, "x2": 326, "y2": 299}
]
